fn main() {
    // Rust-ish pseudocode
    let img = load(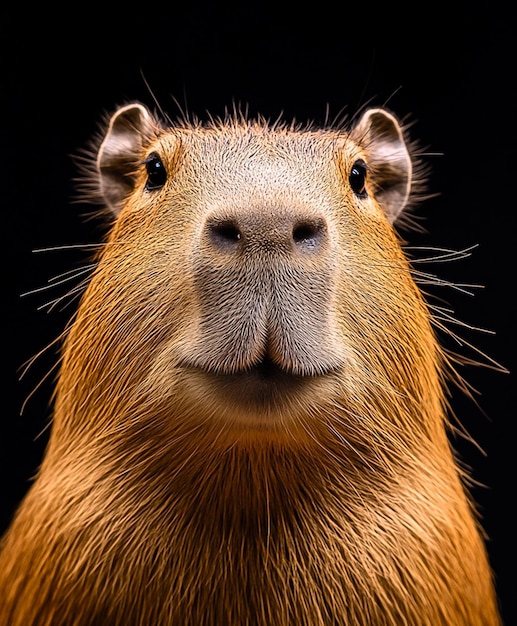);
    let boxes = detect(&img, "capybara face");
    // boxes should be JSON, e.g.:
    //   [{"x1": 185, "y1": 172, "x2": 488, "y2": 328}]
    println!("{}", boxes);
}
[{"x1": 60, "y1": 105, "x2": 439, "y2": 445}]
